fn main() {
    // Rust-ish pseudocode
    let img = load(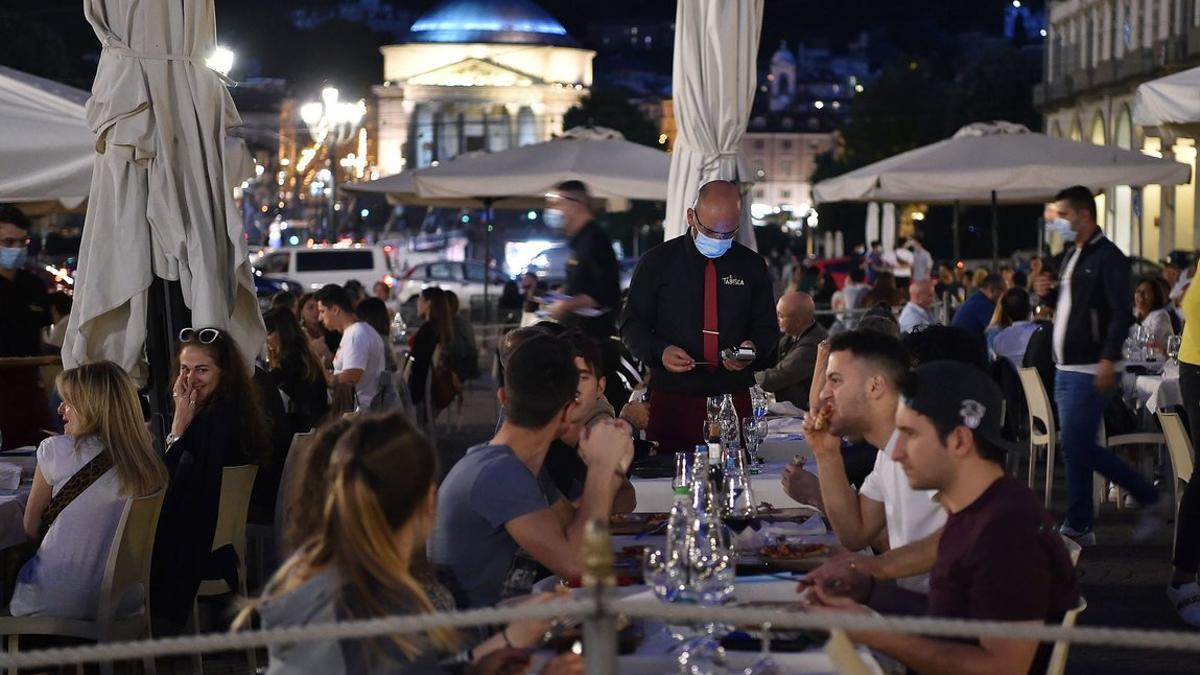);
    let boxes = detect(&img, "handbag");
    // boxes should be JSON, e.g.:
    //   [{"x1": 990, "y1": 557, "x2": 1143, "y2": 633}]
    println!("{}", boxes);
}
[{"x1": 39, "y1": 448, "x2": 113, "y2": 540}]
